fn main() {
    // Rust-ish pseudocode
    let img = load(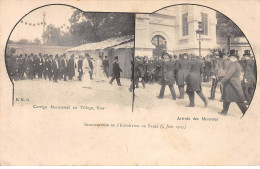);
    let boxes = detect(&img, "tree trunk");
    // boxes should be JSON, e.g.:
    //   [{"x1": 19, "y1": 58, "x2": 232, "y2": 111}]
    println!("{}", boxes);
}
[{"x1": 227, "y1": 35, "x2": 231, "y2": 53}]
